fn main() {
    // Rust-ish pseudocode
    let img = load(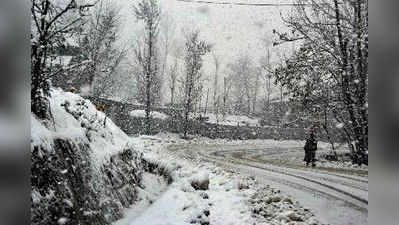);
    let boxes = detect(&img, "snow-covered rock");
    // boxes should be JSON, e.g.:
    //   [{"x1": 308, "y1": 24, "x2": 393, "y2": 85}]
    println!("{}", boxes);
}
[{"x1": 190, "y1": 172, "x2": 210, "y2": 190}]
